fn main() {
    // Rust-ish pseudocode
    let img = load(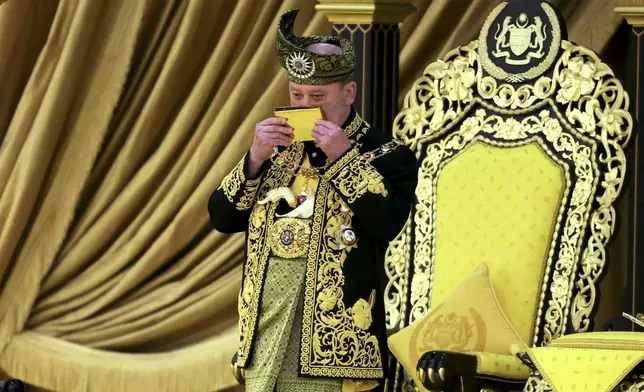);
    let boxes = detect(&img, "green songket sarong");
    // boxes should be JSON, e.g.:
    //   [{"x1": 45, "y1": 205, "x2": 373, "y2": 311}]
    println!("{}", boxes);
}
[{"x1": 244, "y1": 257, "x2": 343, "y2": 392}]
